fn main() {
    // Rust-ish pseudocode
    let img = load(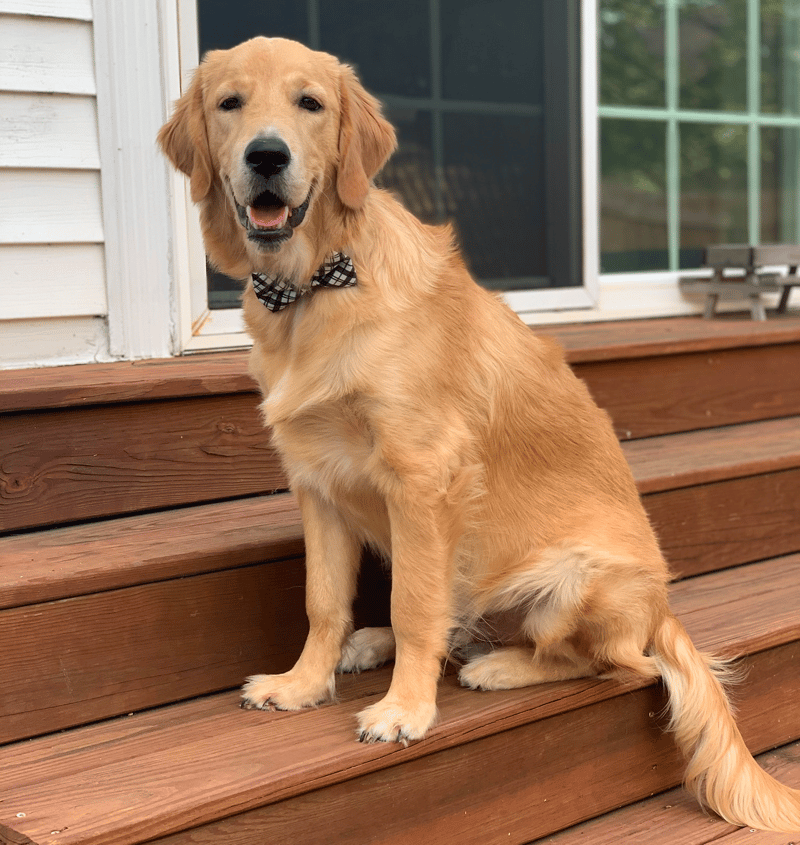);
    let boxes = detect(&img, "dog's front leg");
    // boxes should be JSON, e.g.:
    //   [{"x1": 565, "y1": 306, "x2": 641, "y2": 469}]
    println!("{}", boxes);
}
[
  {"x1": 357, "y1": 494, "x2": 453, "y2": 744},
  {"x1": 241, "y1": 487, "x2": 360, "y2": 711}
]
